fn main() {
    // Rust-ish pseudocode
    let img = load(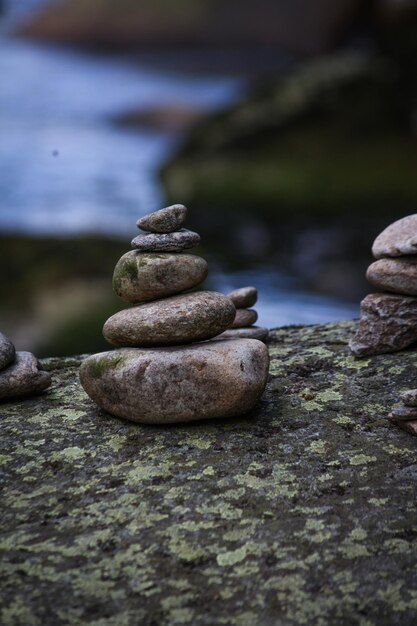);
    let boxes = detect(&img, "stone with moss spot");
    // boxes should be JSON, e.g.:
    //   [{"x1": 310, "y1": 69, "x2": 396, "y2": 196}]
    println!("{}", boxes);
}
[{"x1": 112, "y1": 251, "x2": 208, "y2": 303}]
